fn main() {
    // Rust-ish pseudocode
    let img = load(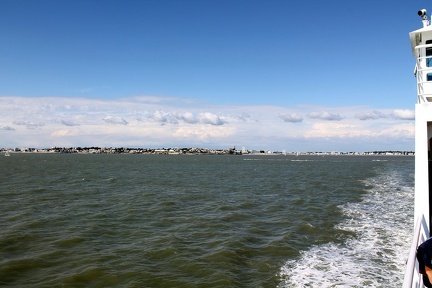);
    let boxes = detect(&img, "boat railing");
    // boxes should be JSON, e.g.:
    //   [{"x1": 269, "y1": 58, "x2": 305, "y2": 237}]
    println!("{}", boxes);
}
[
  {"x1": 414, "y1": 44, "x2": 432, "y2": 103},
  {"x1": 403, "y1": 213, "x2": 429, "y2": 288}
]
